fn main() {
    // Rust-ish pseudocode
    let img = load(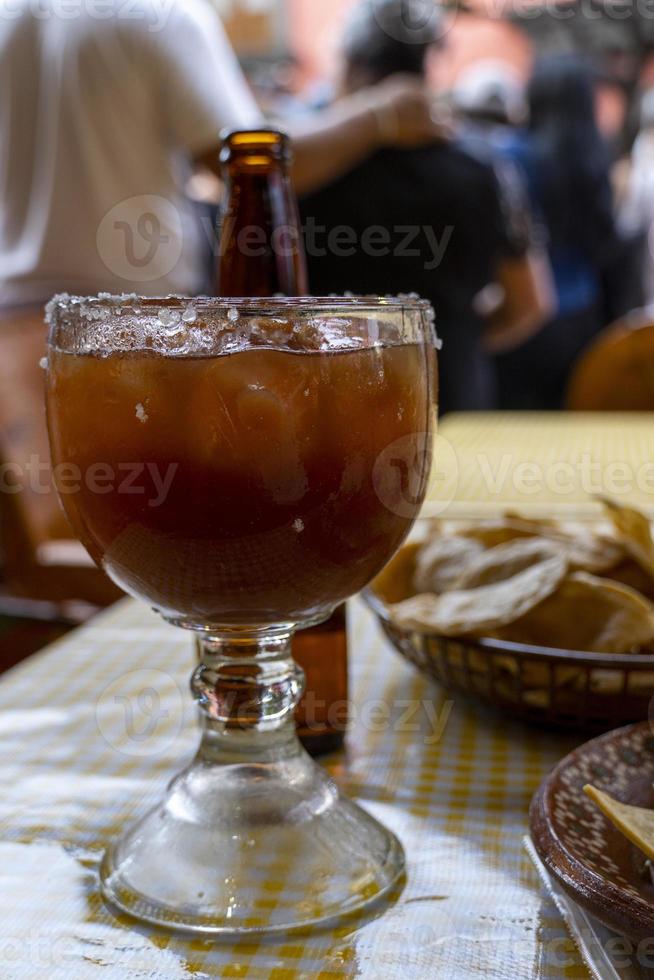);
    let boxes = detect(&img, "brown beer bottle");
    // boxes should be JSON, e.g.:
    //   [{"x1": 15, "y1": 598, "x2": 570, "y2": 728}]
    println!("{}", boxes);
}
[
  {"x1": 214, "y1": 128, "x2": 347, "y2": 756},
  {"x1": 214, "y1": 129, "x2": 308, "y2": 296}
]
